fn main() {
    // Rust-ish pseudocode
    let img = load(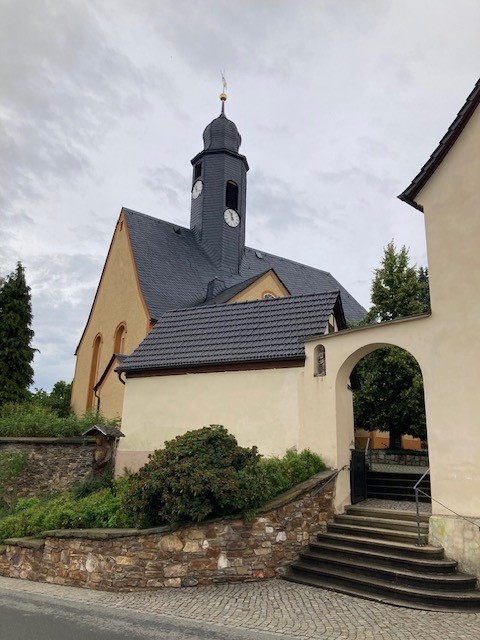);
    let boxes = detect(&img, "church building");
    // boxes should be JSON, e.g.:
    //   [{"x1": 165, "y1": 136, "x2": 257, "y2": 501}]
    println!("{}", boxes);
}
[{"x1": 71, "y1": 93, "x2": 365, "y2": 428}]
